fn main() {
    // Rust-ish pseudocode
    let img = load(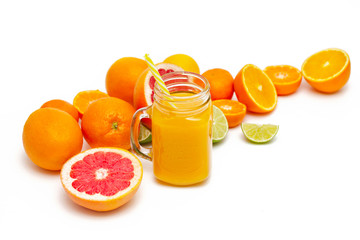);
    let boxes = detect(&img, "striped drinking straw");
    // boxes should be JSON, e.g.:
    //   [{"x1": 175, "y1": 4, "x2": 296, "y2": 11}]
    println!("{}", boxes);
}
[
  {"x1": 144, "y1": 54, "x2": 176, "y2": 108},
  {"x1": 144, "y1": 54, "x2": 172, "y2": 95}
]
